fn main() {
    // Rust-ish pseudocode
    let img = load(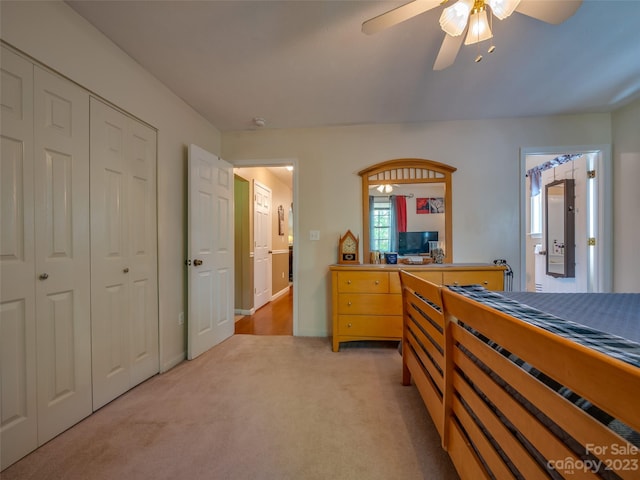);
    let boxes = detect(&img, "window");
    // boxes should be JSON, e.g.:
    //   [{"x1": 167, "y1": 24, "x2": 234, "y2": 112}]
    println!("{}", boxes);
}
[{"x1": 372, "y1": 197, "x2": 390, "y2": 252}]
